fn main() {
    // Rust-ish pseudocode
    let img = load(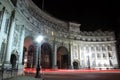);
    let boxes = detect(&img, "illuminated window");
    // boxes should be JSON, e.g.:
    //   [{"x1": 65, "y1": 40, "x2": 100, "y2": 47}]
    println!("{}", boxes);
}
[{"x1": 52, "y1": 31, "x2": 54, "y2": 36}]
